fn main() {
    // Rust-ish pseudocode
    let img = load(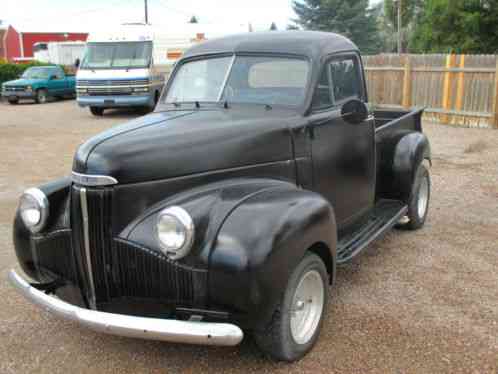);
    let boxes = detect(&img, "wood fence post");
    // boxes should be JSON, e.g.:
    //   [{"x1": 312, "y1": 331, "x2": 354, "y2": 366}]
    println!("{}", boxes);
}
[
  {"x1": 402, "y1": 55, "x2": 412, "y2": 108},
  {"x1": 442, "y1": 54, "x2": 456, "y2": 124},
  {"x1": 455, "y1": 55, "x2": 465, "y2": 111},
  {"x1": 493, "y1": 57, "x2": 498, "y2": 128}
]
